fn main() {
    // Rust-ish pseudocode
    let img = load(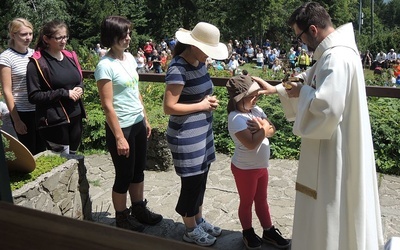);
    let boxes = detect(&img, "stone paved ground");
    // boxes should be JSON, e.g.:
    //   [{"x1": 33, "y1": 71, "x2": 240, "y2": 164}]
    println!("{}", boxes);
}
[{"x1": 85, "y1": 153, "x2": 400, "y2": 250}]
